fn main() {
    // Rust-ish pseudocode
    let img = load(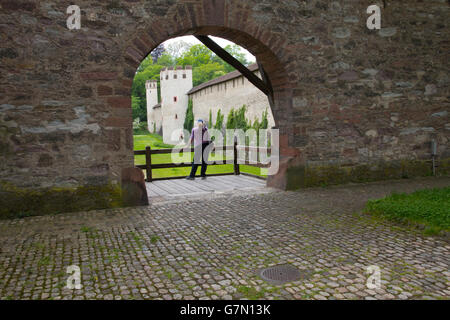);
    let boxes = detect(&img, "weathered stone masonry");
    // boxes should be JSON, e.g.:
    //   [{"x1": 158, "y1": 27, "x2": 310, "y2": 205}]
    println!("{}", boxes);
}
[{"x1": 0, "y1": 0, "x2": 448, "y2": 215}]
